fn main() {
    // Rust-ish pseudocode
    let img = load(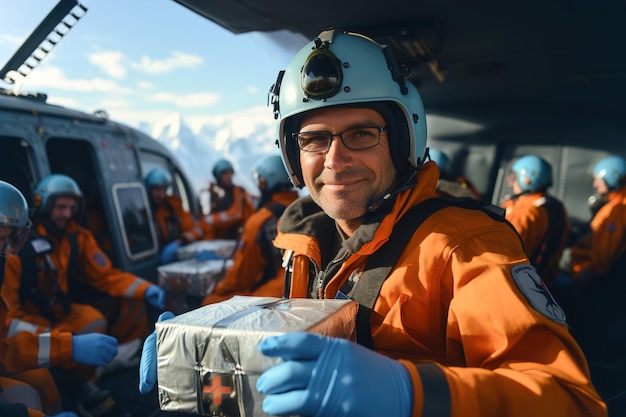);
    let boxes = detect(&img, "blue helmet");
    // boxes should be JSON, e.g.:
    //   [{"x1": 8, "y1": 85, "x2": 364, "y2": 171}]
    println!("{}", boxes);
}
[
  {"x1": 428, "y1": 147, "x2": 450, "y2": 171},
  {"x1": 253, "y1": 154, "x2": 293, "y2": 193},
  {"x1": 145, "y1": 168, "x2": 172, "y2": 188},
  {"x1": 0, "y1": 181, "x2": 31, "y2": 257},
  {"x1": 511, "y1": 155, "x2": 553, "y2": 192},
  {"x1": 212, "y1": 159, "x2": 234, "y2": 182},
  {"x1": 594, "y1": 155, "x2": 626, "y2": 190},
  {"x1": 33, "y1": 174, "x2": 83, "y2": 217},
  {"x1": 270, "y1": 28, "x2": 427, "y2": 188}
]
